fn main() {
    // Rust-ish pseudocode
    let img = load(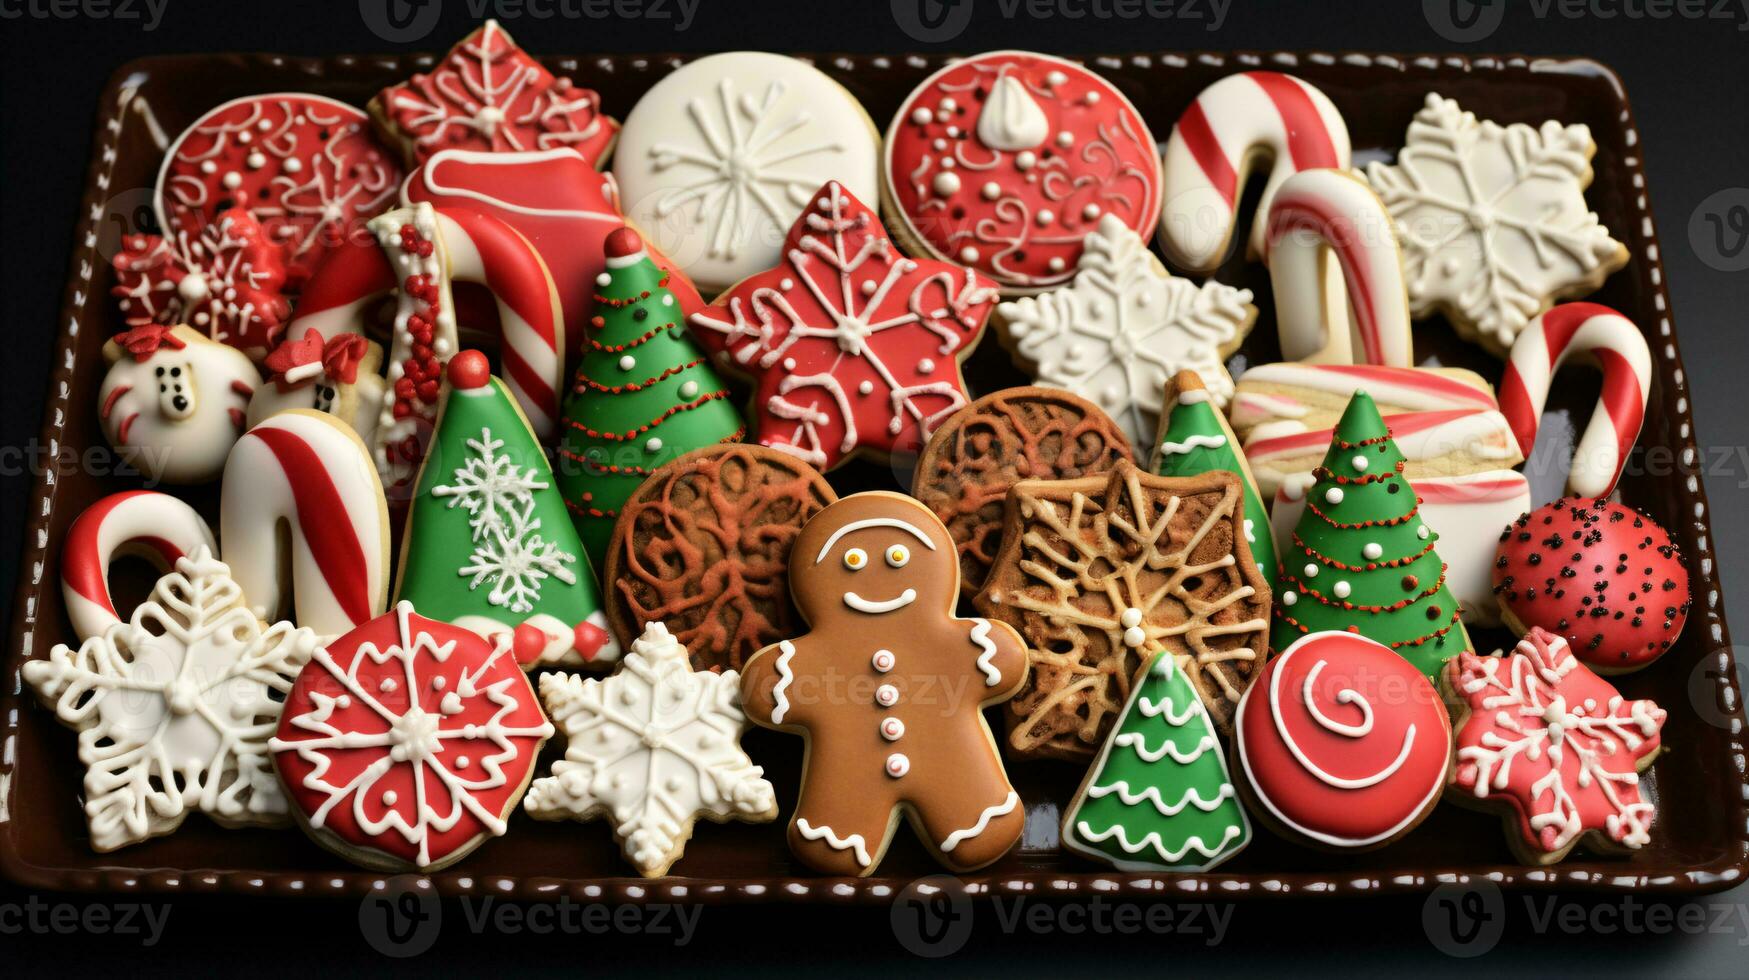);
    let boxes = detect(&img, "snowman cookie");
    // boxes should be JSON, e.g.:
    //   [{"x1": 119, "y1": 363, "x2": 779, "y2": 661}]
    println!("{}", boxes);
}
[{"x1": 98, "y1": 324, "x2": 261, "y2": 484}]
